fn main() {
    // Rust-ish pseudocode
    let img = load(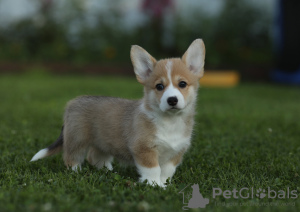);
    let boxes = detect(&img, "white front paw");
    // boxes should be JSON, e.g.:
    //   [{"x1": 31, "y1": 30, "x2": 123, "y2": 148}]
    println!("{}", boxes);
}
[
  {"x1": 137, "y1": 165, "x2": 166, "y2": 187},
  {"x1": 139, "y1": 177, "x2": 165, "y2": 187},
  {"x1": 160, "y1": 177, "x2": 169, "y2": 185},
  {"x1": 160, "y1": 163, "x2": 176, "y2": 185}
]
